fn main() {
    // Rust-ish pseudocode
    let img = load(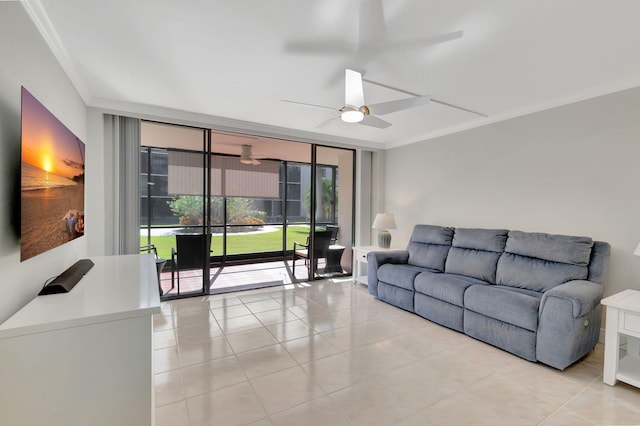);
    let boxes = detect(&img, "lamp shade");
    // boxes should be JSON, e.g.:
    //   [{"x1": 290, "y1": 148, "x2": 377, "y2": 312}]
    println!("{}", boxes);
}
[
  {"x1": 372, "y1": 213, "x2": 396, "y2": 230},
  {"x1": 634, "y1": 242, "x2": 640, "y2": 256}
]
